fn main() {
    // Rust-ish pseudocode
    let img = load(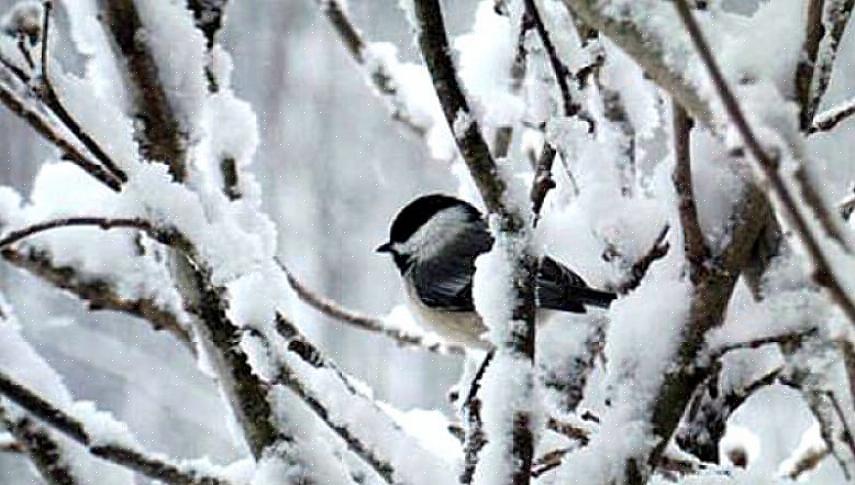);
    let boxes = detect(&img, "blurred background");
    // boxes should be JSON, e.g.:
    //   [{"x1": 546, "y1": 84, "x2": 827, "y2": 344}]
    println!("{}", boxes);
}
[{"x1": 2, "y1": 0, "x2": 855, "y2": 482}]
